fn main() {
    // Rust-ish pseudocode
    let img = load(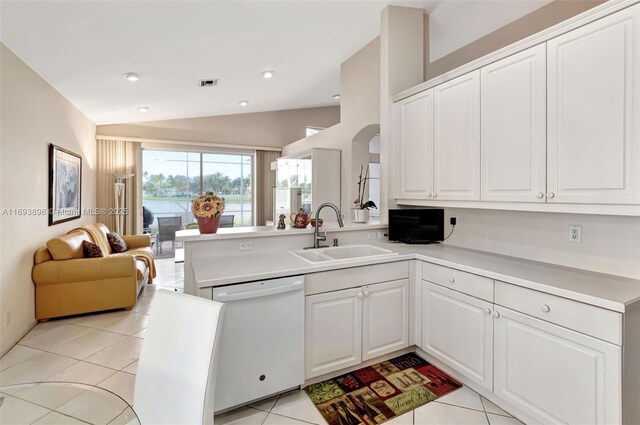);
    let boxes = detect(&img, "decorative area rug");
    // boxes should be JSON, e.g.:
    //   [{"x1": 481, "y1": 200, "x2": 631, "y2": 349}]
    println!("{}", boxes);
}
[{"x1": 305, "y1": 353, "x2": 462, "y2": 425}]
